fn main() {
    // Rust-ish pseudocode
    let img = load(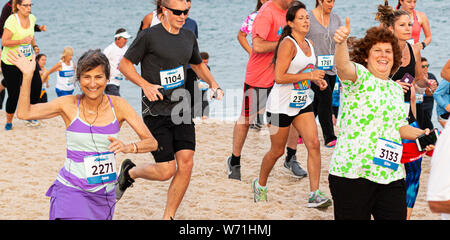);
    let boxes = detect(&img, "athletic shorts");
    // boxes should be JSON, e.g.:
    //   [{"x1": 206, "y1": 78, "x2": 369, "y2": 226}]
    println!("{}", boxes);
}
[
  {"x1": 241, "y1": 83, "x2": 272, "y2": 118},
  {"x1": 439, "y1": 112, "x2": 450, "y2": 121},
  {"x1": 56, "y1": 88, "x2": 74, "y2": 97},
  {"x1": 266, "y1": 104, "x2": 313, "y2": 128},
  {"x1": 144, "y1": 115, "x2": 195, "y2": 163}
]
